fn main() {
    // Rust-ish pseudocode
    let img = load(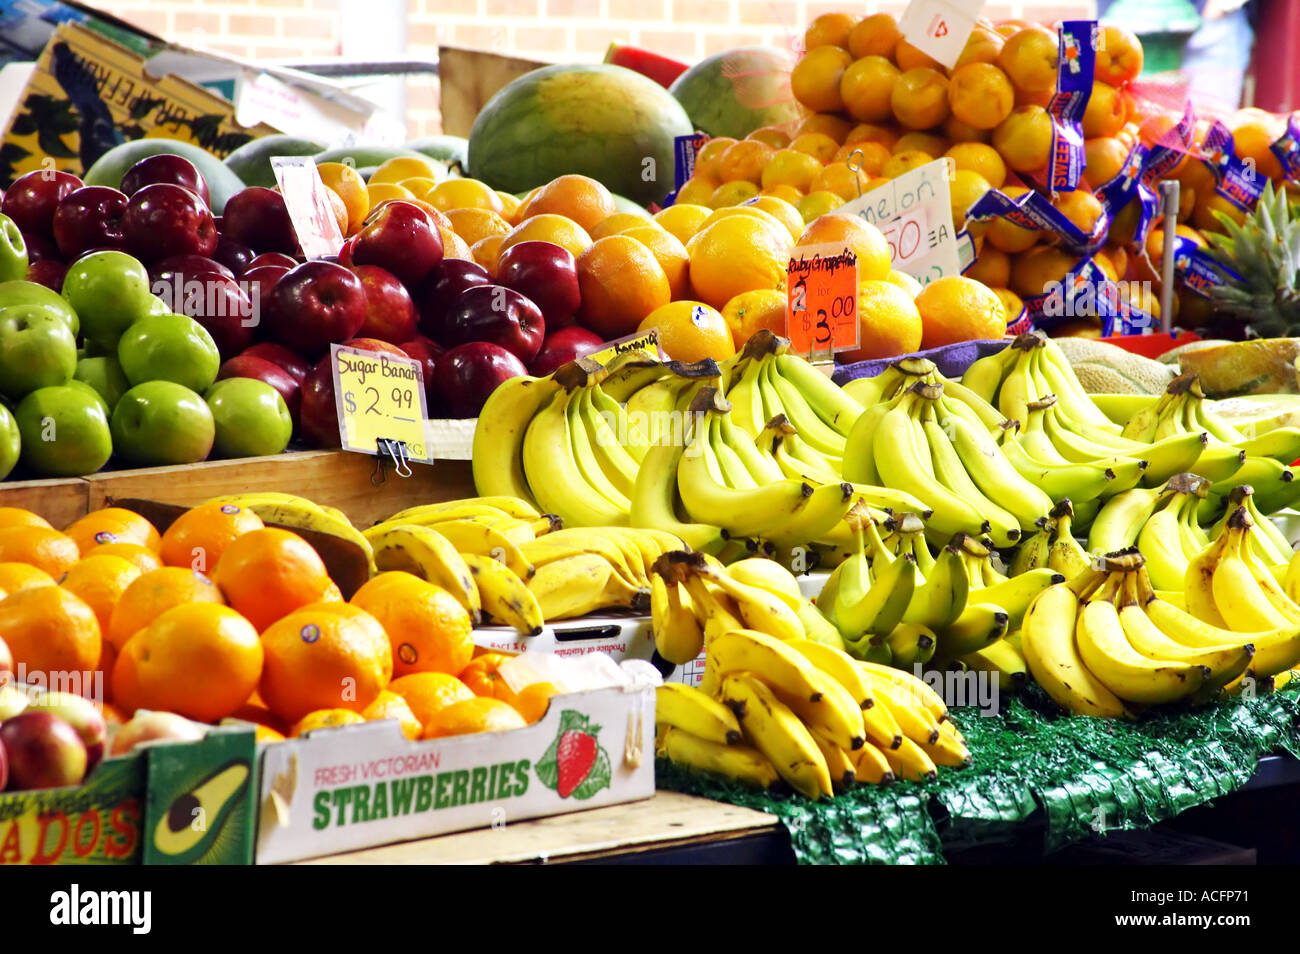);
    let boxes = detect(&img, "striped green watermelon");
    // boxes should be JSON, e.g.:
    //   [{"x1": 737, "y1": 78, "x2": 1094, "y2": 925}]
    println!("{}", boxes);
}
[
  {"x1": 467, "y1": 64, "x2": 693, "y2": 207},
  {"x1": 669, "y1": 47, "x2": 806, "y2": 140}
]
